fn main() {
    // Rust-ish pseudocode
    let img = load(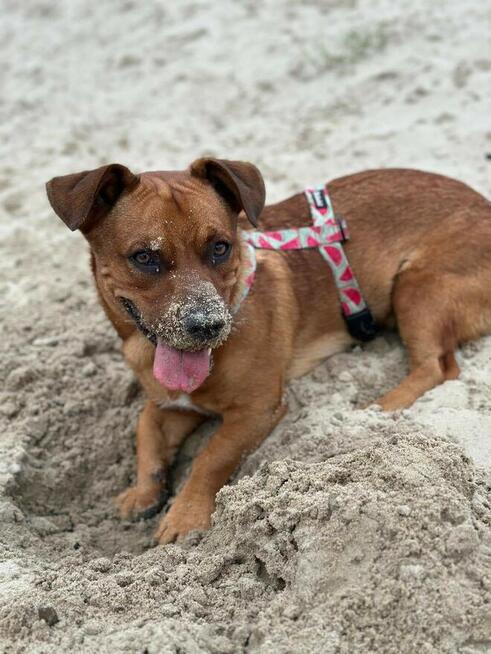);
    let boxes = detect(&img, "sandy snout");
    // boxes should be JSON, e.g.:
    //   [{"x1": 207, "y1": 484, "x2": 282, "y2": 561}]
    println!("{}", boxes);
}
[{"x1": 150, "y1": 281, "x2": 233, "y2": 351}]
